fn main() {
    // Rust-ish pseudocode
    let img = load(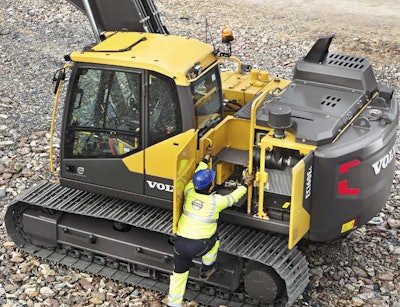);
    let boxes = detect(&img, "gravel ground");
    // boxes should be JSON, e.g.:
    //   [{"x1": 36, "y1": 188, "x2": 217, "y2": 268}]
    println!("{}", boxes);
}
[{"x1": 1, "y1": 0, "x2": 400, "y2": 306}]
